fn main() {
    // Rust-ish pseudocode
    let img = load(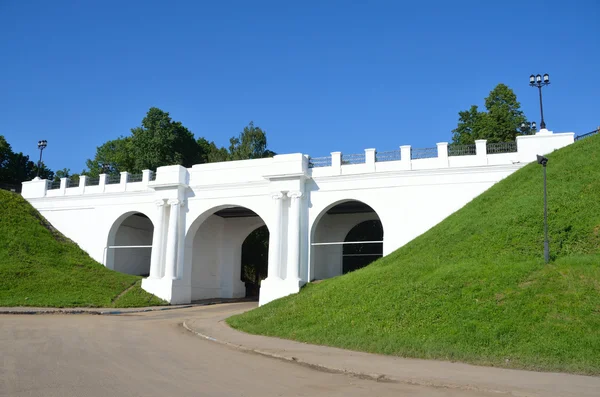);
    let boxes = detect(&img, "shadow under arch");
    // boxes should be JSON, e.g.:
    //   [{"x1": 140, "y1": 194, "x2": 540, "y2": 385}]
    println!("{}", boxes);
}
[
  {"x1": 183, "y1": 204, "x2": 270, "y2": 301},
  {"x1": 309, "y1": 199, "x2": 384, "y2": 281},
  {"x1": 105, "y1": 211, "x2": 155, "y2": 276}
]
